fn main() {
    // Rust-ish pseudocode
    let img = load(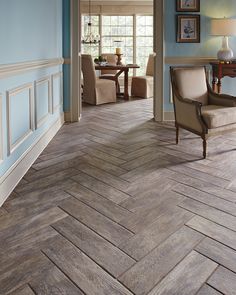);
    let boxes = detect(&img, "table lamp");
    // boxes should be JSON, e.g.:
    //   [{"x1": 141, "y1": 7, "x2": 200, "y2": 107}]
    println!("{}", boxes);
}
[{"x1": 211, "y1": 18, "x2": 236, "y2": 61}]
